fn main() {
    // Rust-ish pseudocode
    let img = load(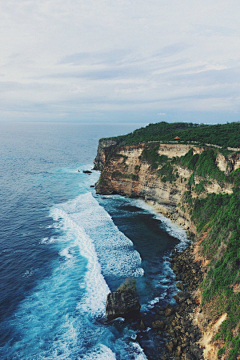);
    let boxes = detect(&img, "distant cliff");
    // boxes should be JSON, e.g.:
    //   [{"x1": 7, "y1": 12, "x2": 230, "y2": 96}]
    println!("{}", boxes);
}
[{"x1": 94, "y1": 133, "x2": 240, "y2": 360}]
